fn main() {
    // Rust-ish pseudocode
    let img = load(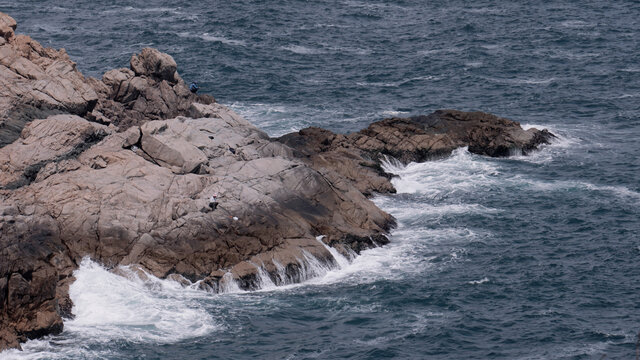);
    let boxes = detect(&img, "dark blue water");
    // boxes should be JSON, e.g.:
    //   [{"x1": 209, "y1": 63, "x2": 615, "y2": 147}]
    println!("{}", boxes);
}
[{"x1": 1, "y1": 1, "x2": 639, "y2": 359}]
